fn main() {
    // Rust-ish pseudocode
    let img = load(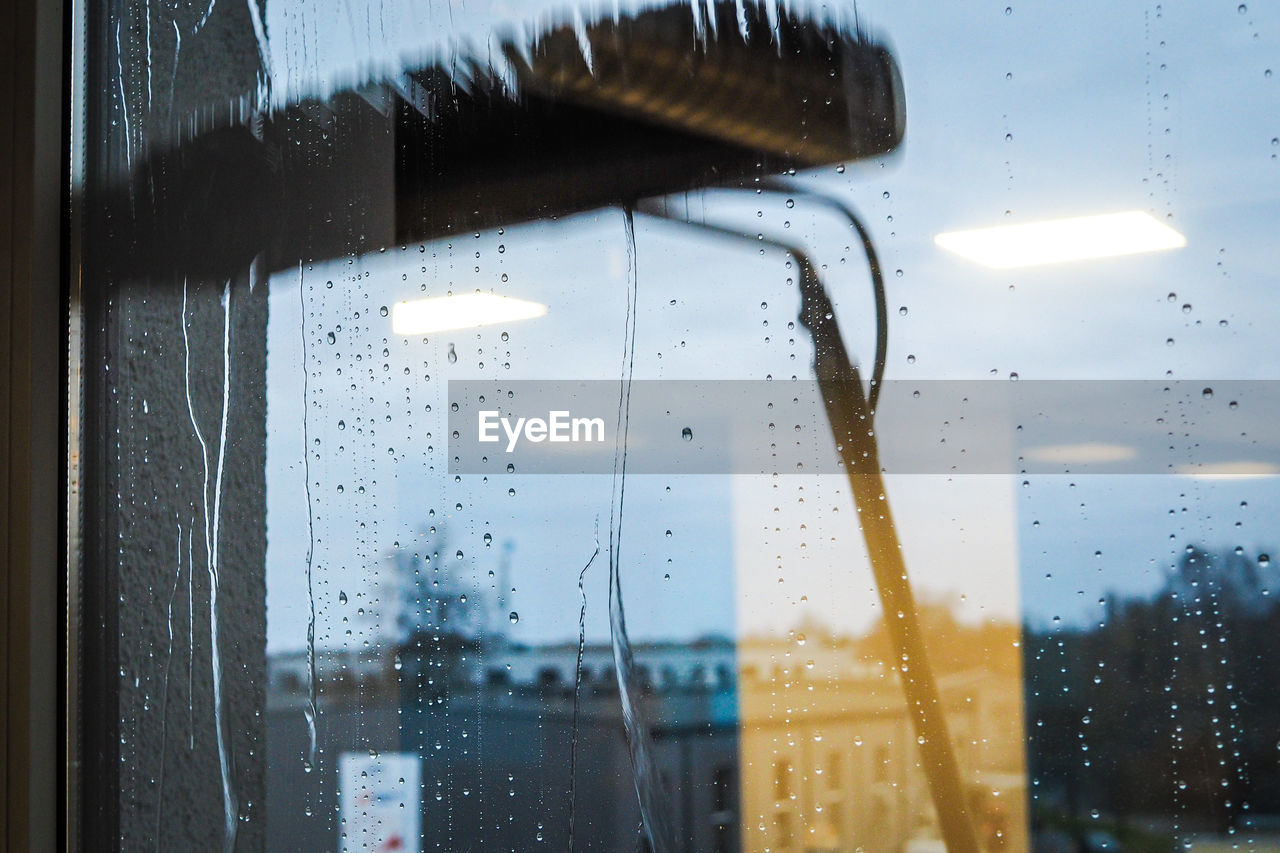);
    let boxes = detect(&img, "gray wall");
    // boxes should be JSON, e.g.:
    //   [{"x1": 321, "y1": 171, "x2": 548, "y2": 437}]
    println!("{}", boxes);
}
[
  {"x1": 81, "y1": 0, "x2": 271, "y2": 849},
  {"x1": 107, "y1": 271, "x2": 269, "y2": 850}
]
